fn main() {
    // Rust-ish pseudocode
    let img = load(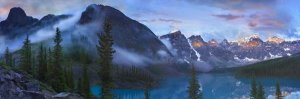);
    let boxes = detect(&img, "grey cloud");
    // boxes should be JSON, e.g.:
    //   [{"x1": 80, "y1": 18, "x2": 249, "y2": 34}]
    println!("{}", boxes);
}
[
  {"x1": 248, "y1": 12, "x2": 292, "y2": 33},
  {"x1": 183, "y1": 0, "x2": 277, "y2": 11},
  {"x1": 212, "y1": 14, "x2": 244, "y2": 21},
  {"x1": 140, "y1": 18, "x2": 182, "y2": 23}
]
